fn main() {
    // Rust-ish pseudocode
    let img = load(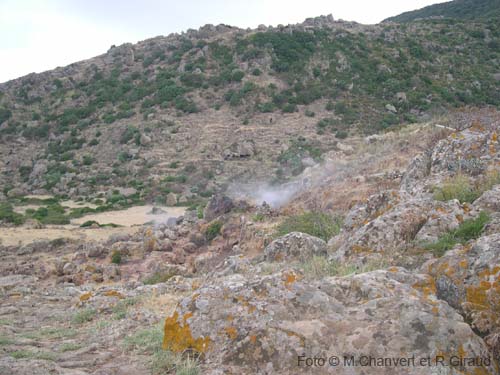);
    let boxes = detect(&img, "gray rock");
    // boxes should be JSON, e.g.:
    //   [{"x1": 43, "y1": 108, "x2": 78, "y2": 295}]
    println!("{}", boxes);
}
[
  {"x1": 163, "y1": 267, "x2": 496, "y2": 374},
  {"x1": 264, "y1": 232, "x2": 327, "y2": 262},
  {"x1": 203, "y1": 194, "x2": 234, "y2": 221}
]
